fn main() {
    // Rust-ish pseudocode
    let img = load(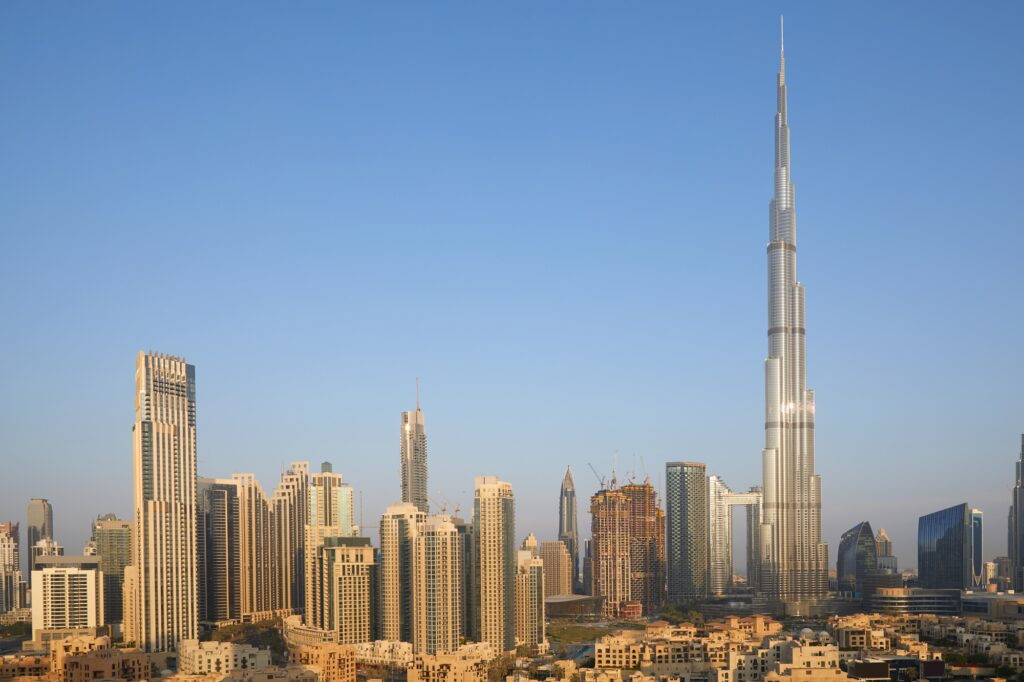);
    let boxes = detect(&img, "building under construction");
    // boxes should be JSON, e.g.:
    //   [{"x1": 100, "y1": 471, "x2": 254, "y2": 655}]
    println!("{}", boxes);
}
[
  {"x1": 590, "y1": 477, "x2": 665, "y2": 618},
  {"x1": 621, "y1": 481, "x2": 666, "y2": 615}
]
